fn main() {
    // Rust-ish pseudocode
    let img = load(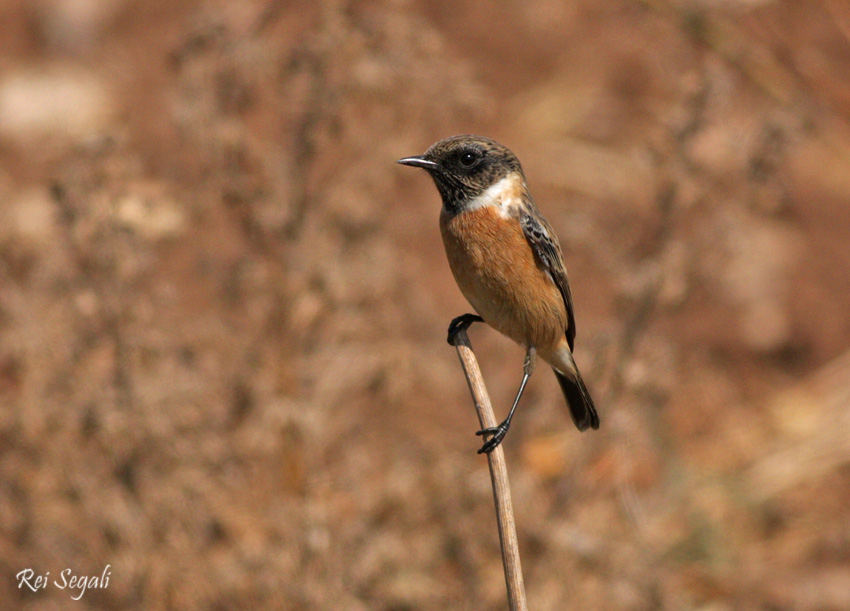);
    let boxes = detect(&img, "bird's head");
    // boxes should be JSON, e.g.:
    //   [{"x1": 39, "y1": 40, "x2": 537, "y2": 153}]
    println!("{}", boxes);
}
[{"x1": 398, "y1": 135, "x2": 524, "y2": 213}]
